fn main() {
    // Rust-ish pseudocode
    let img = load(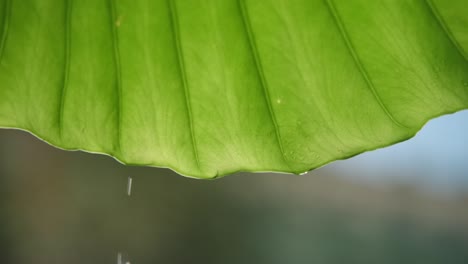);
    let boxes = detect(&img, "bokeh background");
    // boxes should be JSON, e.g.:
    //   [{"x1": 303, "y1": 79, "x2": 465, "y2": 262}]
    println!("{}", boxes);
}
[{"x1": 0, "y1": 110, "x2": 467, "y2": 264}]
